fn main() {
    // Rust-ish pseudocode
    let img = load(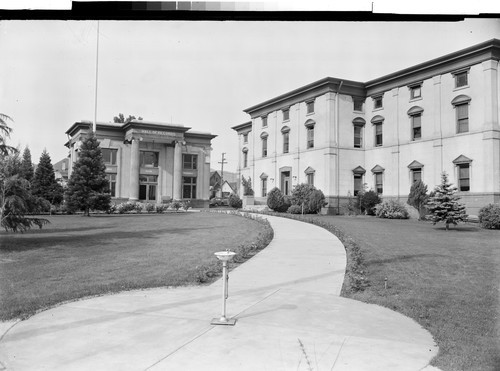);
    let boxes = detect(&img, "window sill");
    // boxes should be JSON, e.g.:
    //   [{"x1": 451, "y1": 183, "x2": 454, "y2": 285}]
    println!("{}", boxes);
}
[
  {"x1": 453, "y1": 85, "x2": 470, "y2": 92},
  {"x1": 409, "y1": 97, "x2": 422, "y2": 103},
  {"x1": 306, "y1": 112, "x2": 315, "y2": 116},
  {"x1": 372, "y1": 107, "x2": 384, "y2": 112}
]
